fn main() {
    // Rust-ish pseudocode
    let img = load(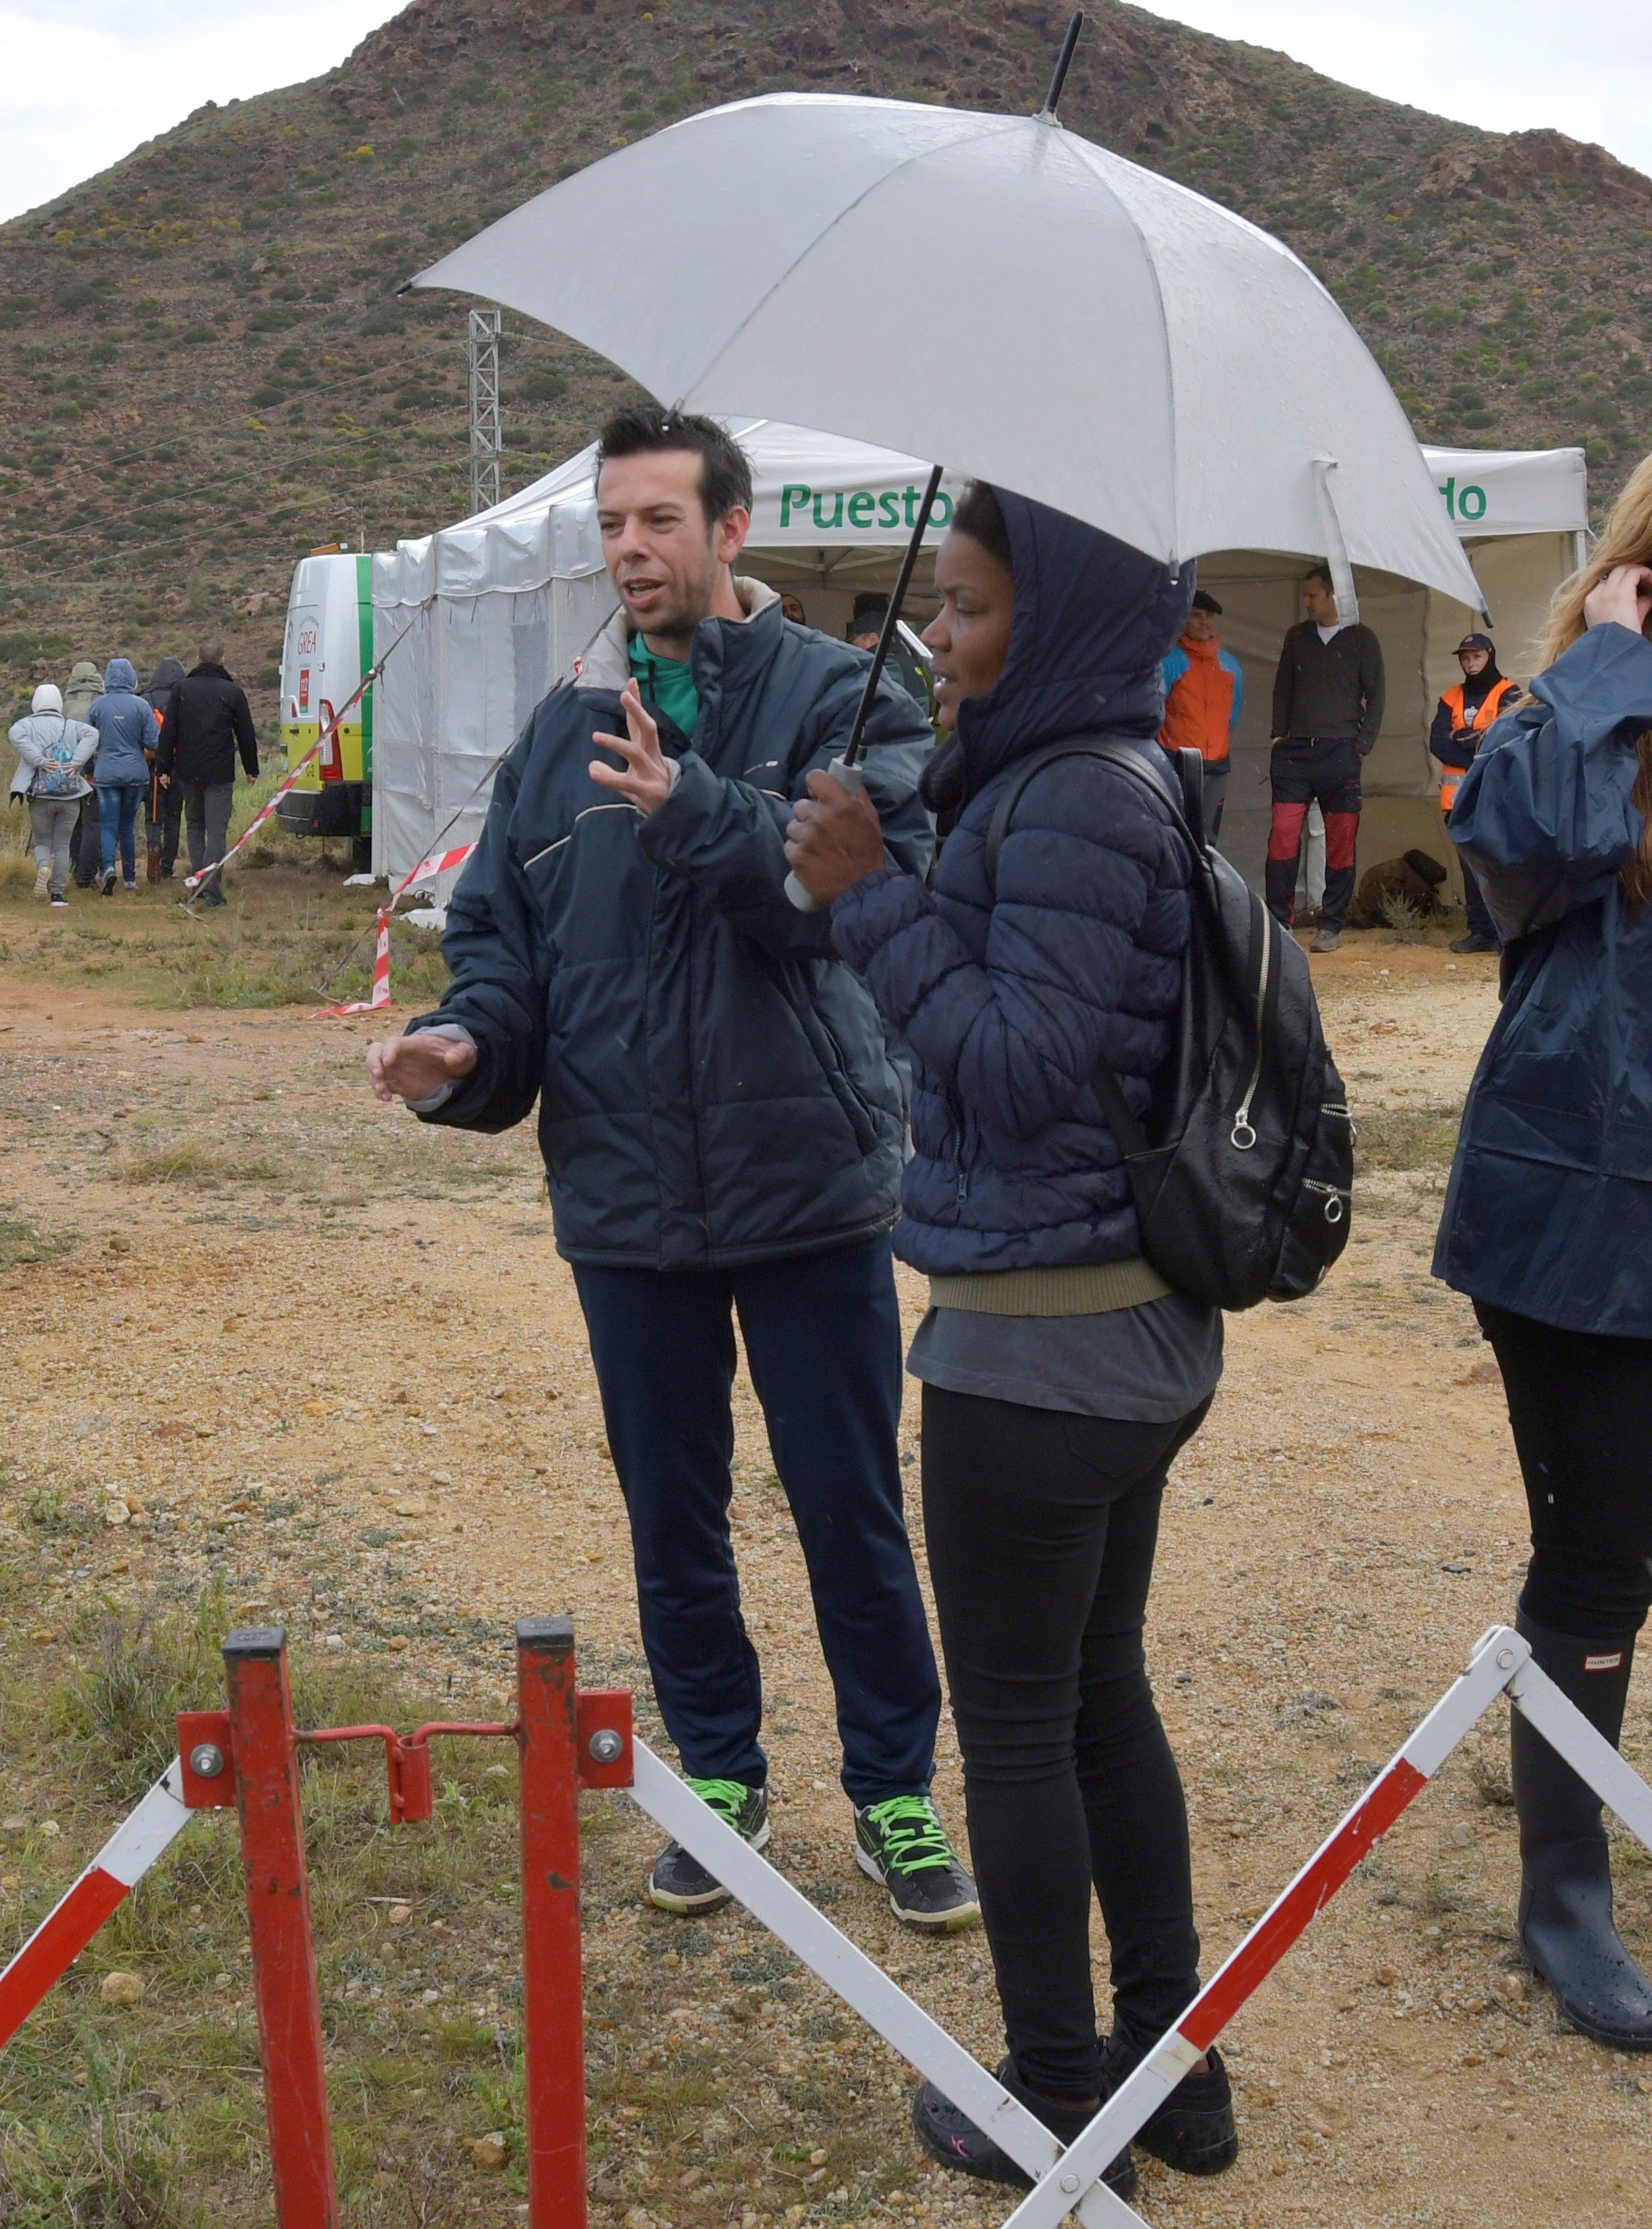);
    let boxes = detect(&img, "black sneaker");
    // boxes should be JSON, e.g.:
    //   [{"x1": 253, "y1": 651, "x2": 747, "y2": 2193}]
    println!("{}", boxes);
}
[
  {"x1": 1451, "y1": 933, "x2": 1497, "y2": 955},
  {"x1": 1105, "y1": 2036, "x2": 1238, "y2": 2176},
  {"x1": 855, "y1": 1794, "x2": 979, "y2": 1932},
  {"x1": 912, "y1": 2055, "x2": 1137, "y2": 2197},
  {"x1": 100, "y1": 868, "x2": 117, "y2": 895},
  {"x1": 645, "y1": 1778, "x2": 768, "y2": 1914}
]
